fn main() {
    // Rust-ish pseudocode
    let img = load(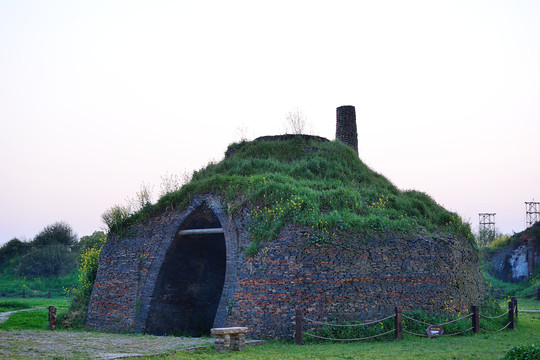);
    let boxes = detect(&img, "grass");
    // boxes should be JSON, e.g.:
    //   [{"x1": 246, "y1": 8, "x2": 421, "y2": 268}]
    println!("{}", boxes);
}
[
  {"x1": 137, "y1": 307, "x2": 540, "y2": 360},
  {"x1": 517, "y1": 298, "x2": 540, "y2": 310},
  {"x1": 0, "y1": 300, "x2": 31, "y2": 312},
  {"x1": 107, "y1": 137, "x2": 474, "y2": 253},
  {"x1": 0, "y1": 296, "x2": 71, "y2": 330},
  {"x1": 484, "y1": 268, "x2": 540, "y2": 298},
  {"x1": 0, "y1": 272, "x2": 77, "y2": 297}
]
